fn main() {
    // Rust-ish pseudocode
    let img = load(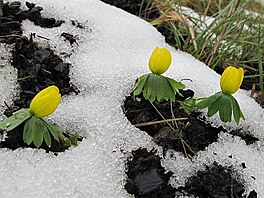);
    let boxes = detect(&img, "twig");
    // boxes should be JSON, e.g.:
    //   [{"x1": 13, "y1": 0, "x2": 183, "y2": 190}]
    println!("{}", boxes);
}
[
  {"x1": 17, "y1": 76, "x2": 32, "y2": 81},
  {"x1": 0, "y1": 35, "x2": 23, "y2": 39},
  {"x1": 42, "y1": 68, "x2": 51, "y2": 74},
  {"x1": 134, "y1": 117, "x2": 188, "y2": 127},
  {"x1": 170, "y1": 100, "x2": 177, "y2": 128},
  {"x1": 4, "y1": 101, "x2": 10, "y2": 109},
  {"x1": 37, "y1": 35, "x2": 50, "y2": 40}
]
